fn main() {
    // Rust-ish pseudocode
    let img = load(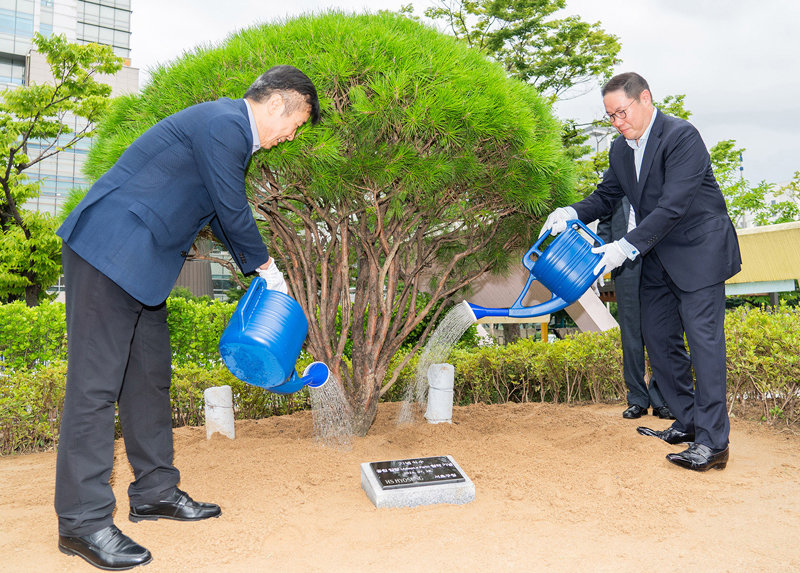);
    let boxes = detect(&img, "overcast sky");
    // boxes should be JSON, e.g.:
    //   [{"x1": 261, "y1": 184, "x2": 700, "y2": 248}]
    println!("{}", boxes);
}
[{"x1": 130, "y1": 0, "x2": 799, "y2": 185}]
